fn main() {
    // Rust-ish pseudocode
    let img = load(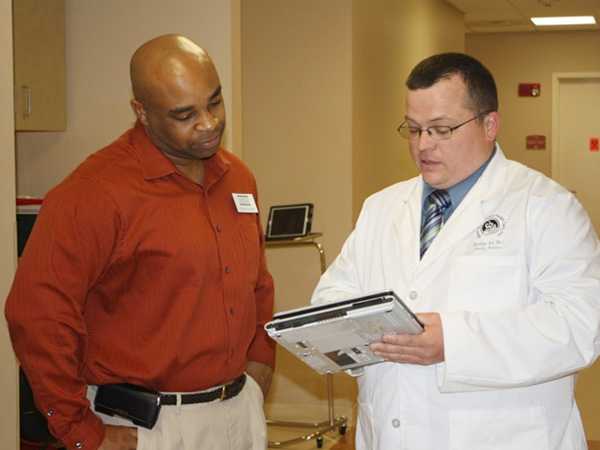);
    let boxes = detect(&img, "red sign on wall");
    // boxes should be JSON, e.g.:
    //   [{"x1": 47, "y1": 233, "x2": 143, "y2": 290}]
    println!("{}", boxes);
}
[
  {"x1": 518, "y1": 83, "x2": 541, "y2": 97},
  {"x1": 590, "y1": 137, "x2": 599, "y2": 152},
  {"x1": 526, "y1": 135, "x2": 546, "y2": 150}
]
